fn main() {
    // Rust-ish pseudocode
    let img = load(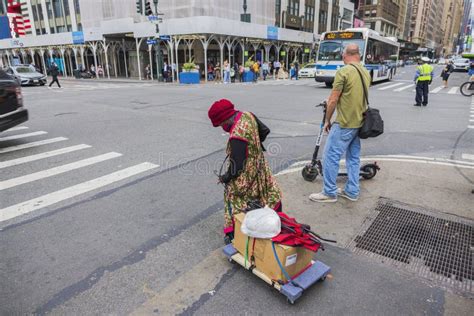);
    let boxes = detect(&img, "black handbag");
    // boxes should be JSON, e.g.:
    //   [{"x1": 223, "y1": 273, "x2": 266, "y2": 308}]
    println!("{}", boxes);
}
[{"x1": 350, "y1": 64, "x2": 384, "y2": 139}]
